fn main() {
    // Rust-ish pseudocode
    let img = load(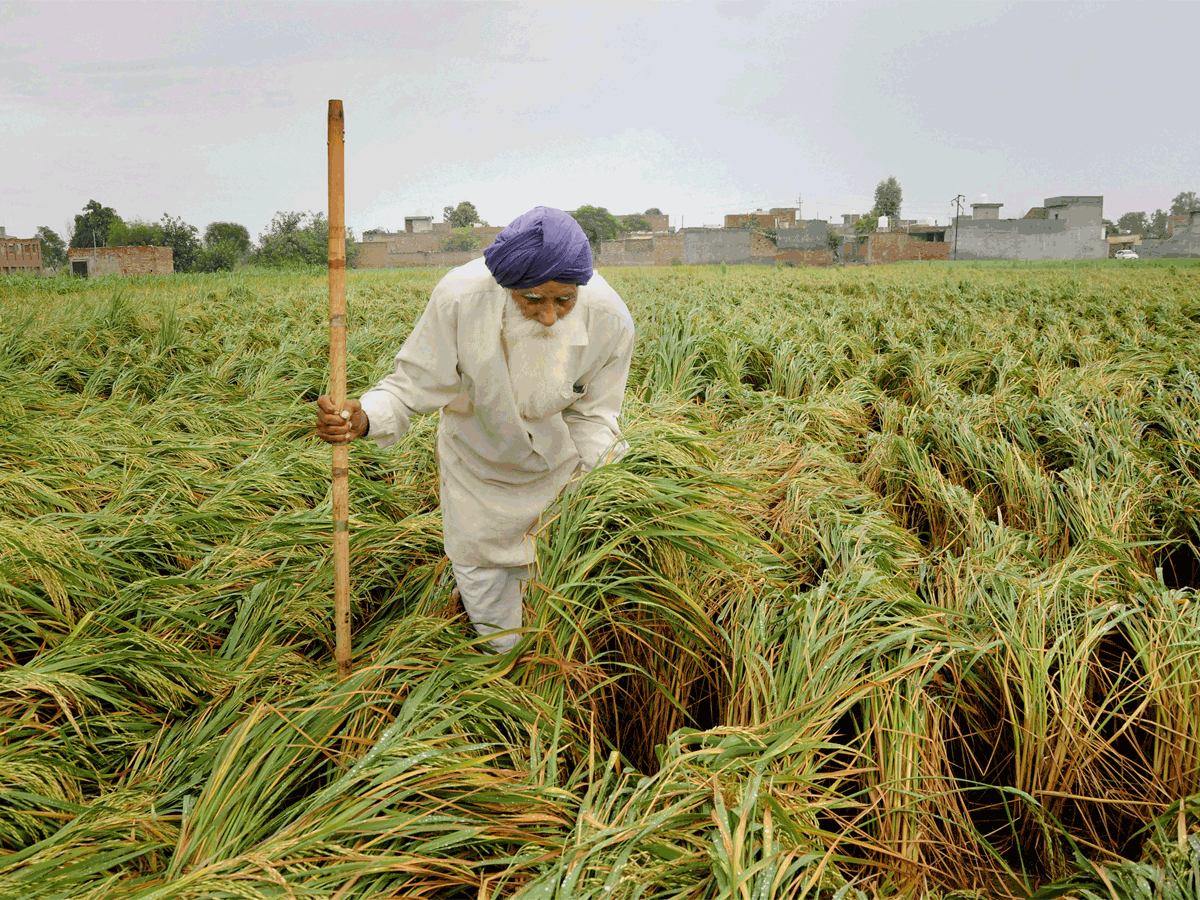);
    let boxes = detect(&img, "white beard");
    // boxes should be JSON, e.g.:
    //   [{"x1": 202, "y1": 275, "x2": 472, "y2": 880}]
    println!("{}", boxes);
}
[{"x1": 502, "y1": 296, "x2": 575, "y2": 421}]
